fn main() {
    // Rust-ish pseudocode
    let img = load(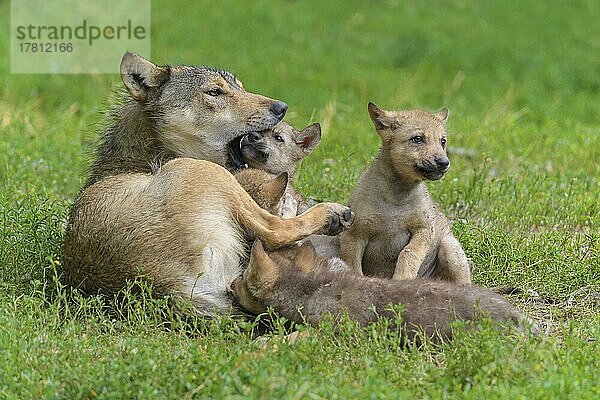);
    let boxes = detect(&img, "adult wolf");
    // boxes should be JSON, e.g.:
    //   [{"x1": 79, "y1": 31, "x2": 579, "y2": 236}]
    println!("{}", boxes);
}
[{"x1": 63, "y1": 52, "x2": 353, "y2": 317}]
